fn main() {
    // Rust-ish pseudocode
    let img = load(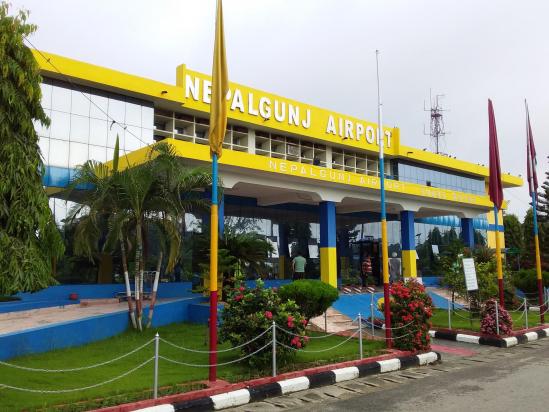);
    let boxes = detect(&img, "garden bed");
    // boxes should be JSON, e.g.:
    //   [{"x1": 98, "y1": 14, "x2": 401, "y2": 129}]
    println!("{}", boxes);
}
[
  {"x1": 431, "y1": 308, "x2": 545, "y2": 332},
  {"x1": 0, "y1": 322, "x2": 385, "y2": 411}
]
